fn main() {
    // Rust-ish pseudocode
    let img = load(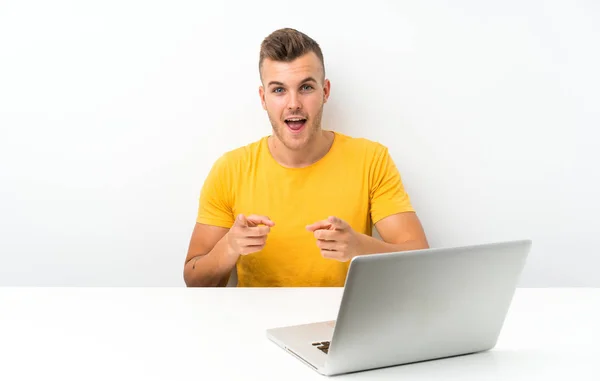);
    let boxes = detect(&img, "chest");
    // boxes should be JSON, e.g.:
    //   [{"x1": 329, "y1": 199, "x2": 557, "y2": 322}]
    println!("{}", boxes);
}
[{"x1": 233, "y1": 165, "x2": 372, "y2": 235}]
